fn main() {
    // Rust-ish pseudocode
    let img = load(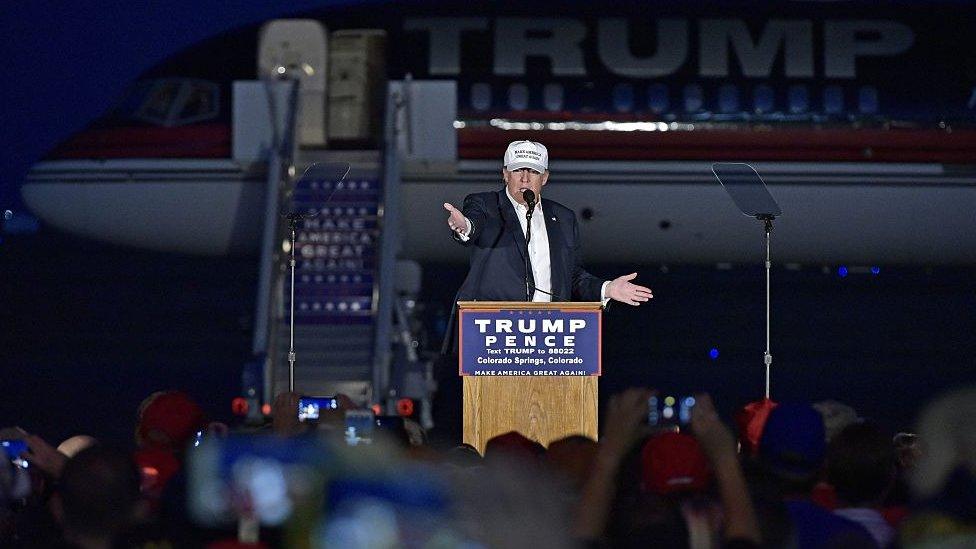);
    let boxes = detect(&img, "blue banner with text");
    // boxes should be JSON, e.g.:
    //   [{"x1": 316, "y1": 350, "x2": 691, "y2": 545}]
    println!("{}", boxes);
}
[{"x1": 459, "y1": 307, "x2": 601, "y2": 376}]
